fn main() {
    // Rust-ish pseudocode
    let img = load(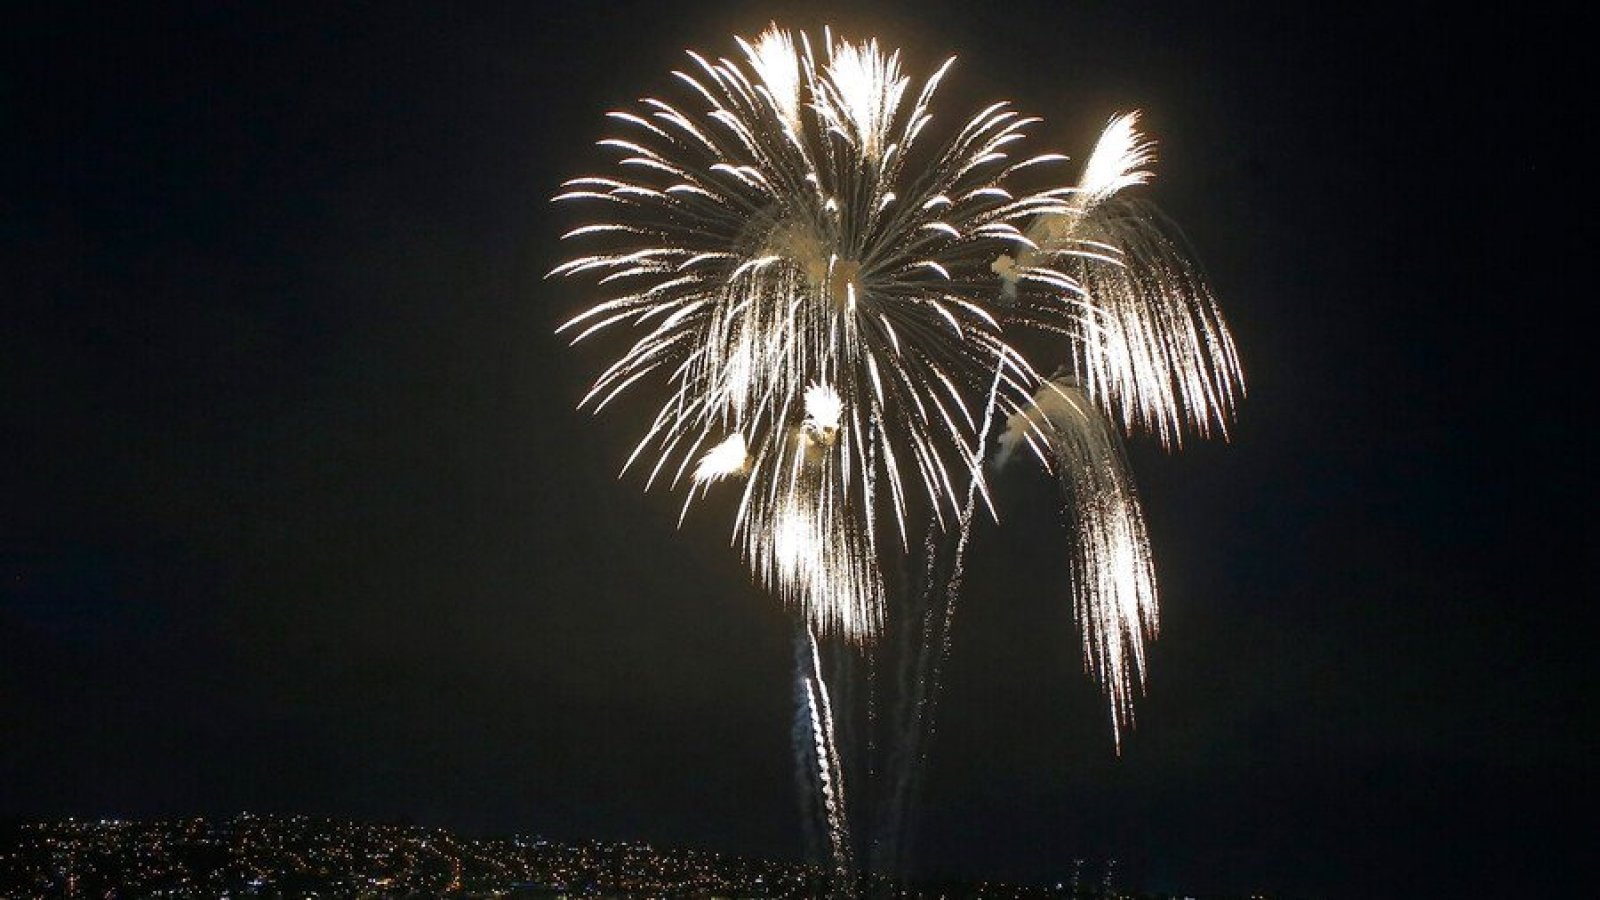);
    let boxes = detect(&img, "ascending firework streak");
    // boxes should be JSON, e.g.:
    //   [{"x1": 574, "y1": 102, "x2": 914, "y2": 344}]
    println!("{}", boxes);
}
[
  {"x1": 793, "y1": 628, "x2": 853, "y2": 890},
  {"x1": 553, "y1": 22, "x2": 1242, "y2": 879}
]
